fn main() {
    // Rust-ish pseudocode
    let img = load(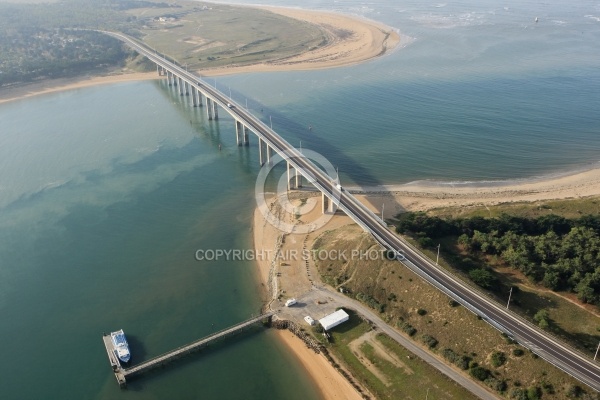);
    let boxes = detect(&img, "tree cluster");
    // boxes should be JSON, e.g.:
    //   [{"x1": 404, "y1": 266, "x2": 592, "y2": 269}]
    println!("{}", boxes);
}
[
  {"x1": 395, "y1": 212, "x2": 600, "y2": 305},
  {"x1": 0, "y1": 0, "x2": 170, "y2": 86}
]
